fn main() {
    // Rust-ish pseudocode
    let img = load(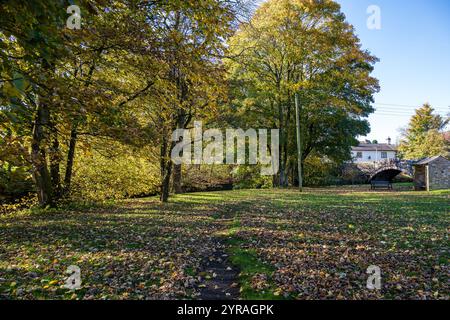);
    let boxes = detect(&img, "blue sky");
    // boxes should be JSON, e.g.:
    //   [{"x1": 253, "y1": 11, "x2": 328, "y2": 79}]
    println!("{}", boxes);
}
[
  {"x1": 336, "y1": 0, "x2": 450, "y2": 143},
  {"x1": 256, "y1": 0, "x2": 450, "y2": 143}
]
